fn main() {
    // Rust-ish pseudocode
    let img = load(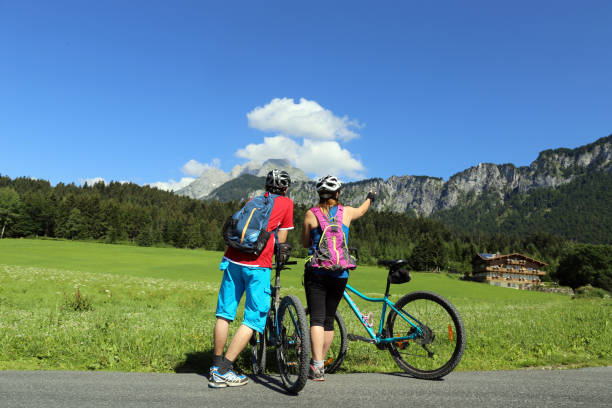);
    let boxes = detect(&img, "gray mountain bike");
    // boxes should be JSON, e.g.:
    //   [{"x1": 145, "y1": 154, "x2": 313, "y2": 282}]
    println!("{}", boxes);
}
[{"x1": 249, "y1": 254, "x2": 310, "y2": 394}]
